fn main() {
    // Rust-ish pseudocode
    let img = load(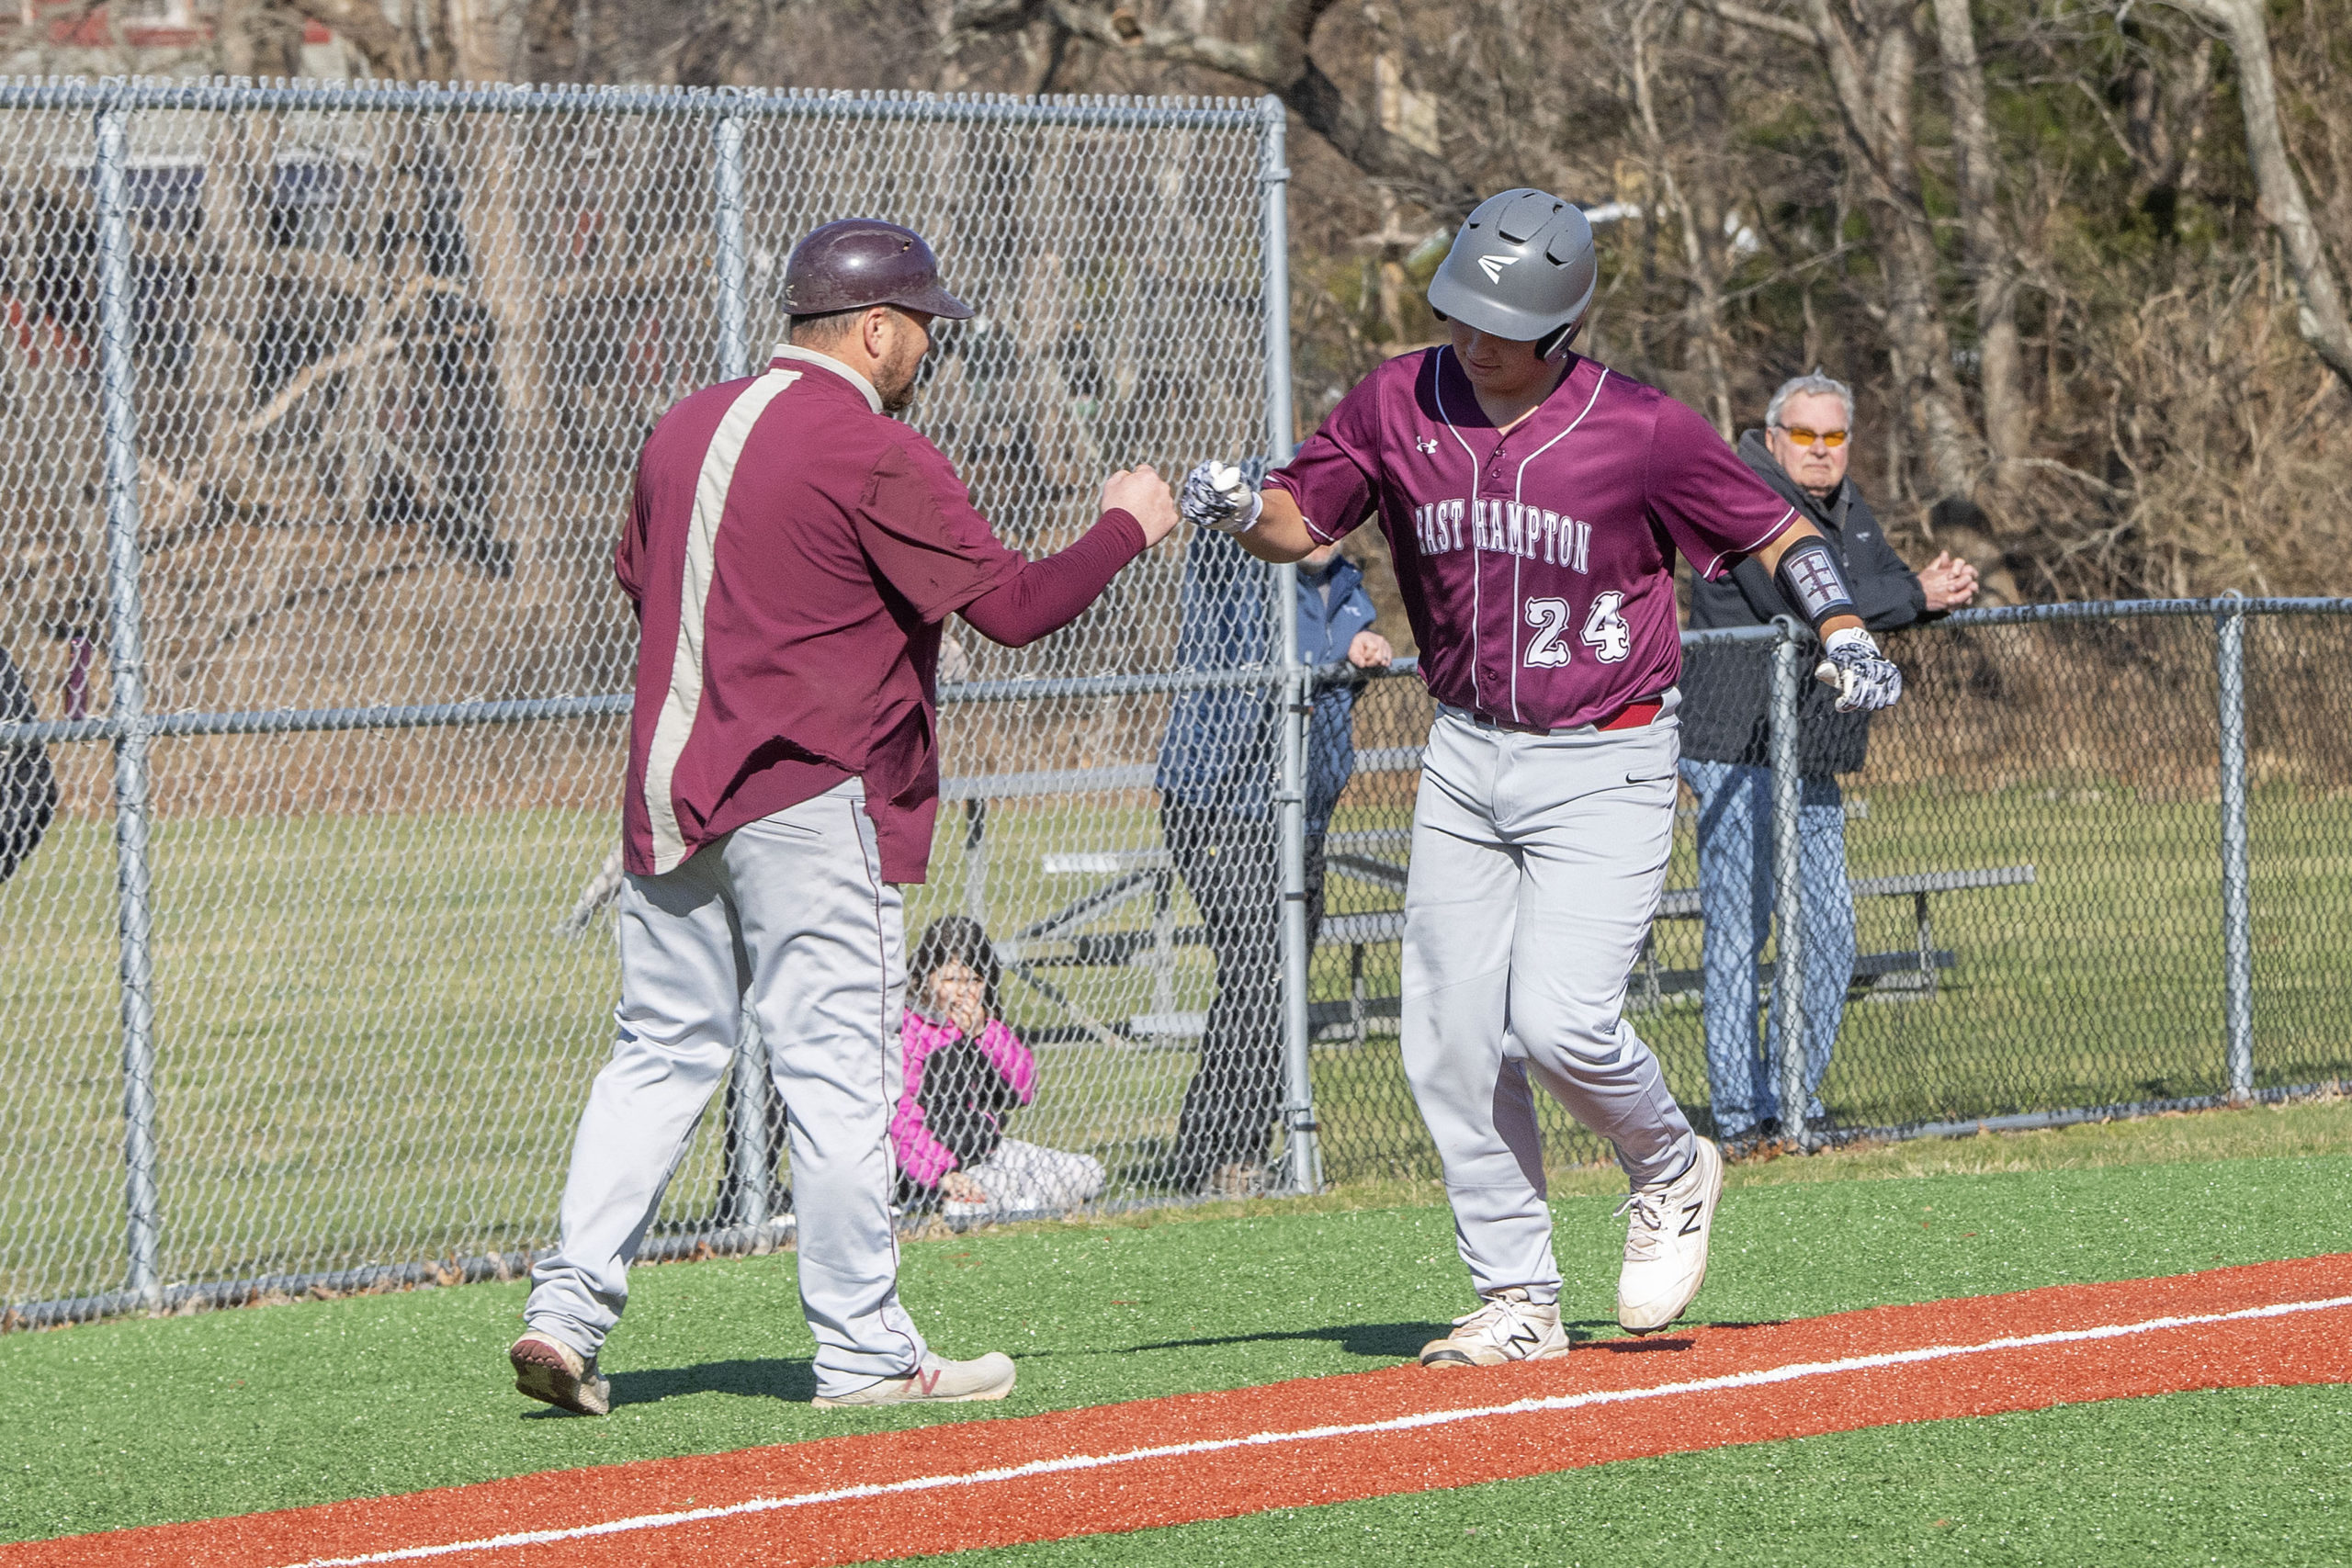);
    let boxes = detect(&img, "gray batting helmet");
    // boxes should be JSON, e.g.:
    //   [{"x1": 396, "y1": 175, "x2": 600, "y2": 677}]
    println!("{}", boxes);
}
[
  {"x1": 783, "y1": 219, "x2": 974, "y2": 321},
  {"x1": 1426, "y1": 188, "x2": 1597, "y2": 356}
]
